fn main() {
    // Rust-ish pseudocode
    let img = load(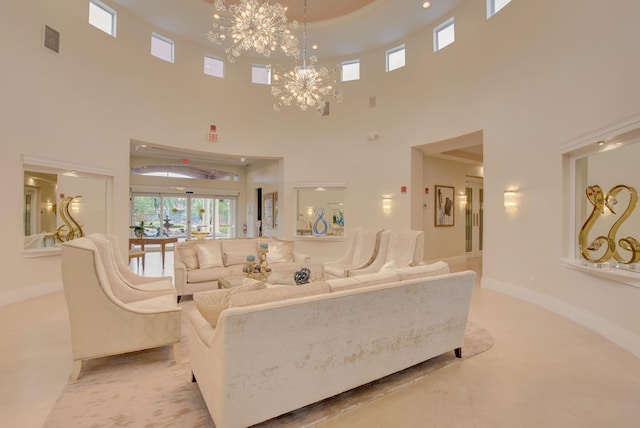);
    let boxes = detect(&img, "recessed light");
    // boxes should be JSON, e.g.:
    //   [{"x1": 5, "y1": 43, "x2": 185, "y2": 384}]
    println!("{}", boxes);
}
[
  {"x1": 597, "y1": 141, "x2": 605, "y2": 146},
  {"x1": 312, "y1": 44, "x2": 318, "y2": 50},
  {"x1": 422, "y1": 1, "x2": 431, "y2": 8}
]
